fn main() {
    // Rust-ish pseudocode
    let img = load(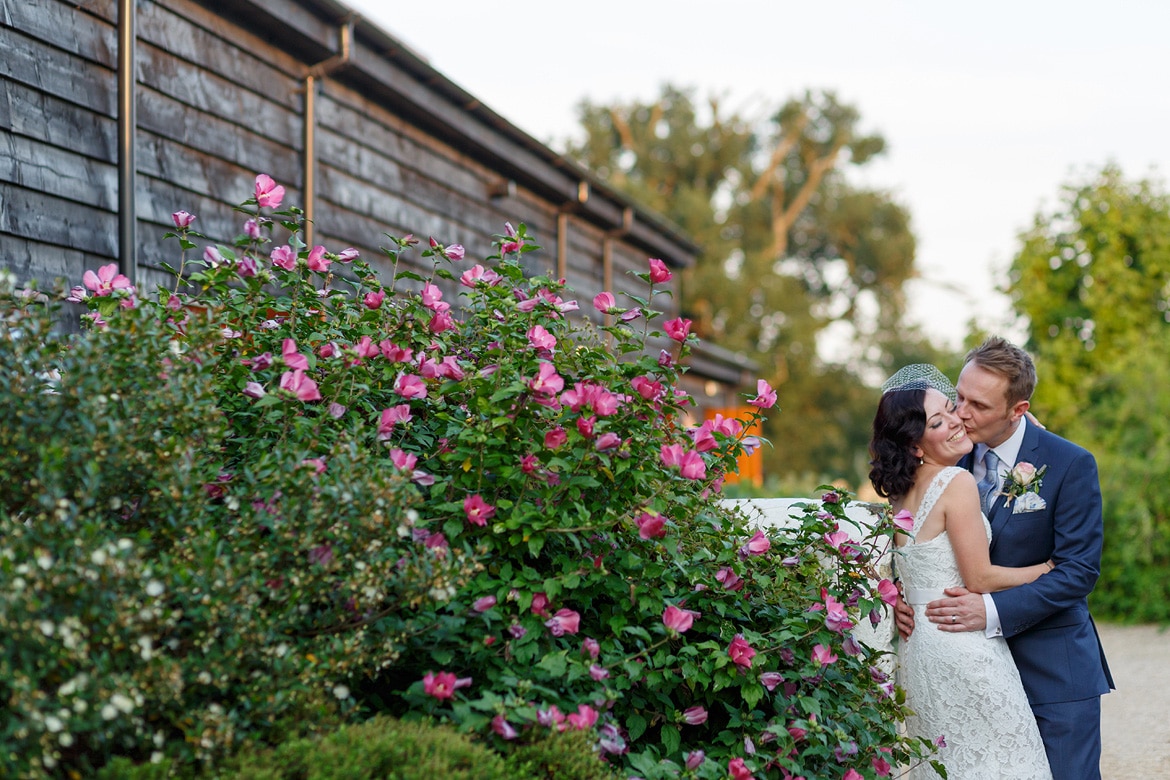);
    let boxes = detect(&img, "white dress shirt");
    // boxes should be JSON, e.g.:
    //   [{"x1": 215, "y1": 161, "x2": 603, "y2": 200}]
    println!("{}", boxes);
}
[{"x1": 978, "y1": 417, "x2": 1028, "y2": 638}]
